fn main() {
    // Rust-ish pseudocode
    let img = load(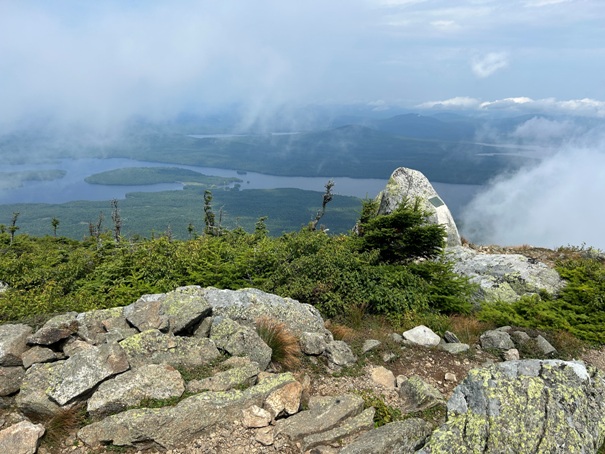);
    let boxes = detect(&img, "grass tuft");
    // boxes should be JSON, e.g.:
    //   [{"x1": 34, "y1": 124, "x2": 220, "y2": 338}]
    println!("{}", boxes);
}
[
  {"x1": 41, "y1": 405, "x2": 87, "y2": 448},
  {"x1": 255, "y1": 316, "x2": 301, "y2": 370},
  {"x1": 325, "y1": 320, "x2": 356, "y2": 341}
]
